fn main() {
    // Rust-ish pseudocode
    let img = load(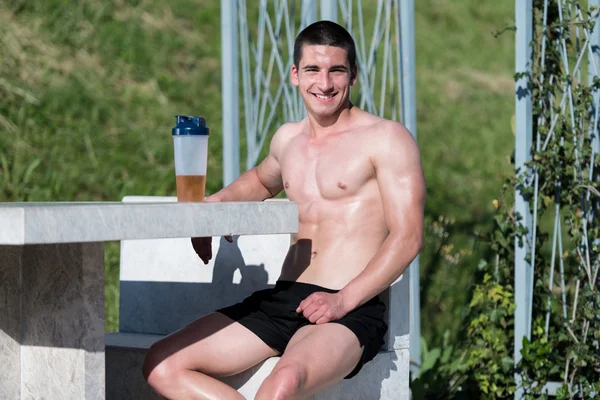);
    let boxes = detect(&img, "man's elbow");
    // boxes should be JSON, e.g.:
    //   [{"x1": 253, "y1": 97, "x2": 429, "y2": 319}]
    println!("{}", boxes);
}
[
  {"x1": 409, "y1": 234, "x2": 424, "y2": 259},
  {"x1": 391, "y1": 231, "x2": 423, "y2": 259}
]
